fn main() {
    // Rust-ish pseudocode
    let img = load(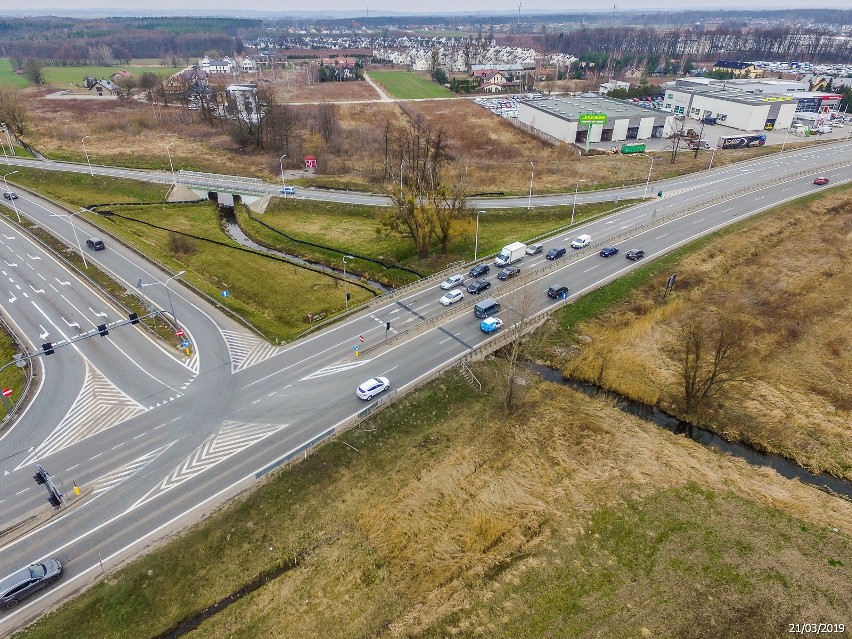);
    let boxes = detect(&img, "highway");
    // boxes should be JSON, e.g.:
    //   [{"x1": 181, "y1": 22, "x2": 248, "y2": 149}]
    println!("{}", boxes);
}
[{"x1": 0, "y1": 141, "x2": 850, "y2": 633}]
